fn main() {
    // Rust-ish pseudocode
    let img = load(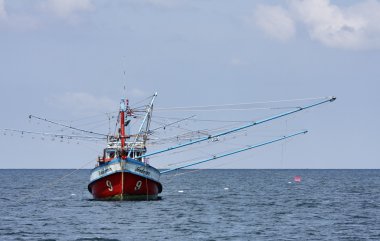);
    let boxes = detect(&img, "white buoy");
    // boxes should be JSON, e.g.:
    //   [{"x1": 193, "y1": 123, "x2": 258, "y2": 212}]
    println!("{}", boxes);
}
[
  {"x1": 288, "y1": 182, "x2": 292, "y2": 184},
  {"x1": 224, "y1": 187, "x2": 229, "y2": 190},
  {"x1": 178, "y1": 190, "x2": 184, "y2": 193},
  {"x1": 71, "y1": 193, "x2": 76, "y2": 196}
]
